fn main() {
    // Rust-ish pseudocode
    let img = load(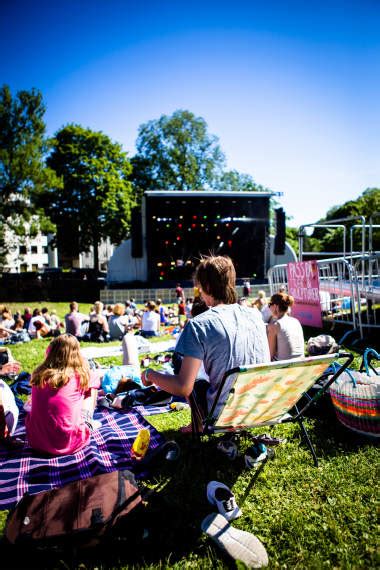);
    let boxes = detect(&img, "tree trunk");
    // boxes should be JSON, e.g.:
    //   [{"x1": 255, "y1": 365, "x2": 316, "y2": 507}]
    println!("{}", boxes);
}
[{"x1": 93, "y1": 235, "x2": 99, "y2": 271}]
